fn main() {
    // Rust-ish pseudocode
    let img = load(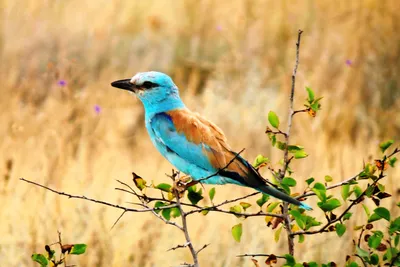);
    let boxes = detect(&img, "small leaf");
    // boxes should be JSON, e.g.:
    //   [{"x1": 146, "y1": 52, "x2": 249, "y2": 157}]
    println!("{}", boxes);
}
[
  {"x1": 276, "y1": 141, "x2": 287, "y2": 150},
  {"x1": 155, "y1": 183, "x2": 171, "y2": 192},
  {"x1": 240, "y1": 202, "x2": 252, "y2": 210},
  {"x1": 306, "y1": 177, "x2": 315, "y2": 185},
  {"x1": 201, "y1": 209, "x2": 209, "y2": 216},
  {"x1": 253, "y1": 155, "x2": 270, "y2": 168},
  {"x1": 31, "y1": 254, "x2": 48, "y2": 266},
  {"x1": 389, "y1": 157, "x2": 397, "y2": 167},
  {"x1": 282, "y1": 177, "x2": 297, "y2": 187},
  {"x1": 290, "y1": 210, "x2": 305, "y2": 229},
  {"x1": 306, "y1": 87, "x2": 315, "y2": 102},
  {"x1": 362, "y1": 204, "x2": 370, "y2": 217},
  {"x1": 209, "y1": 187, "x2": 216, "y2": 201},
  {"x1": 324, "y1": 175, "x2": 333, "y2": 182},
  {"x1": 256, "y1": 194, "x2": 270, "y2": 208},
  {"x1": 368, "y1": 213, "x2": 382, "y2": 223},
  {"x1": 368, "y1": 233, "x2": 383, "y2": 249},
  {"x1": 265, "y1": 254, "x2": 278, "y2": 265},
  {"x1": 294, "y1": 150, "x2": 308, "y2": 159},
  {"x1": 70, "y1": 244, "x2": 87, "y2": 255},
  {"x1": 274, "y1": 225, "x2": 283, "y2": 242},
  {"x1": 231, "y1": 223, "x2": 242, "y2": 242},
  {"x1": 171, "y1": 207, "x2": 181, "y2": 218},
  {"x1": 312, "y1": 183, "x2": 327, "y2": 202},
  {"x1": 266, "y1": 202, "x2": 280, "y2": 212},
  {"x1": 379, "y1": 140, "x2": 394, "y2": 153},
  {"x1": 162, "y1": 208, "x2": 171, "y2": 220},
  {"x1": 335, "y1": 223, "x2": 346, "y2": 237},
  {"x1": 341, "y1": 184, "x2": 350, "y2": 200},
  {"x1": 356, "y1": 246, "x2": 369, "y2": 258},
  {"x1": 298, "y1": 234, "x2": 305, "y2": 243},
  {"x1": 370, "y1": 254, "x2": 379, "y2": 265},
  {"x1": 288, "y1": 145, "x2": 304, "y2": 152},
  {"x1": 284, "y1": 254, "x2": 295, "y2": 265},
  {"x1": 268, "y1": 111, "x2": 280, "y2": 129},
  {"x1": 187, "y1": 188, "x2": 204, "y2": 205},
  {"x1": 133, "y1": 175, "x2": 146, "y2": 191},
  {"x1": 318, "y1": 198, "x2": 341, "y2": 212},
  {"x1": 374, "y1": 207, "x2": 390, "y2": 221},
  {"x1": 343, "y1": 212, "x2": 353, "y2": 221}
]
